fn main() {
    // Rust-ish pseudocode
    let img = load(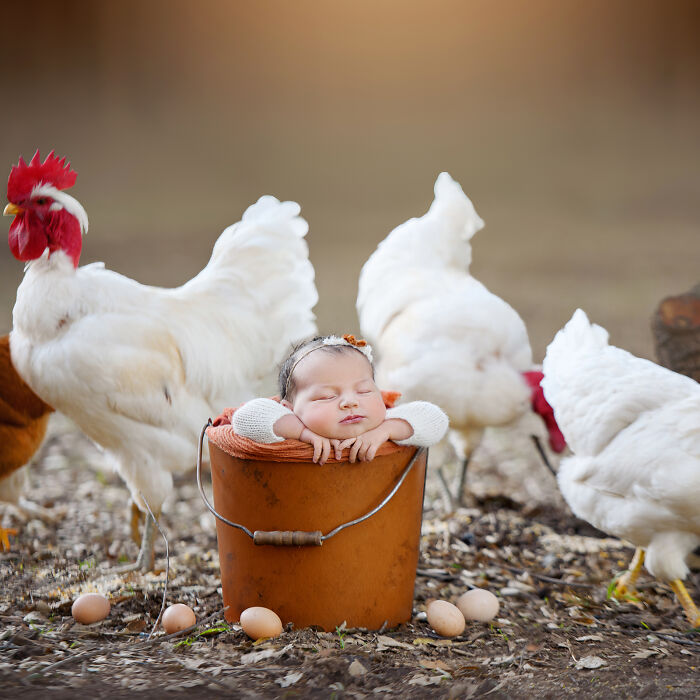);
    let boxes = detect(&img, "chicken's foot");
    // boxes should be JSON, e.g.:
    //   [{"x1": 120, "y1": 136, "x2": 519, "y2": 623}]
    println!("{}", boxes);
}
[
  {"x1": 613, "y1": 547, "x2": 645, "y2": 598},
  {"x1": 0, "y1": 527, "x2": 18, "y2": 551},
  {"x1": 669, "y1": 579, "x2": 700, "y2": 628}
]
